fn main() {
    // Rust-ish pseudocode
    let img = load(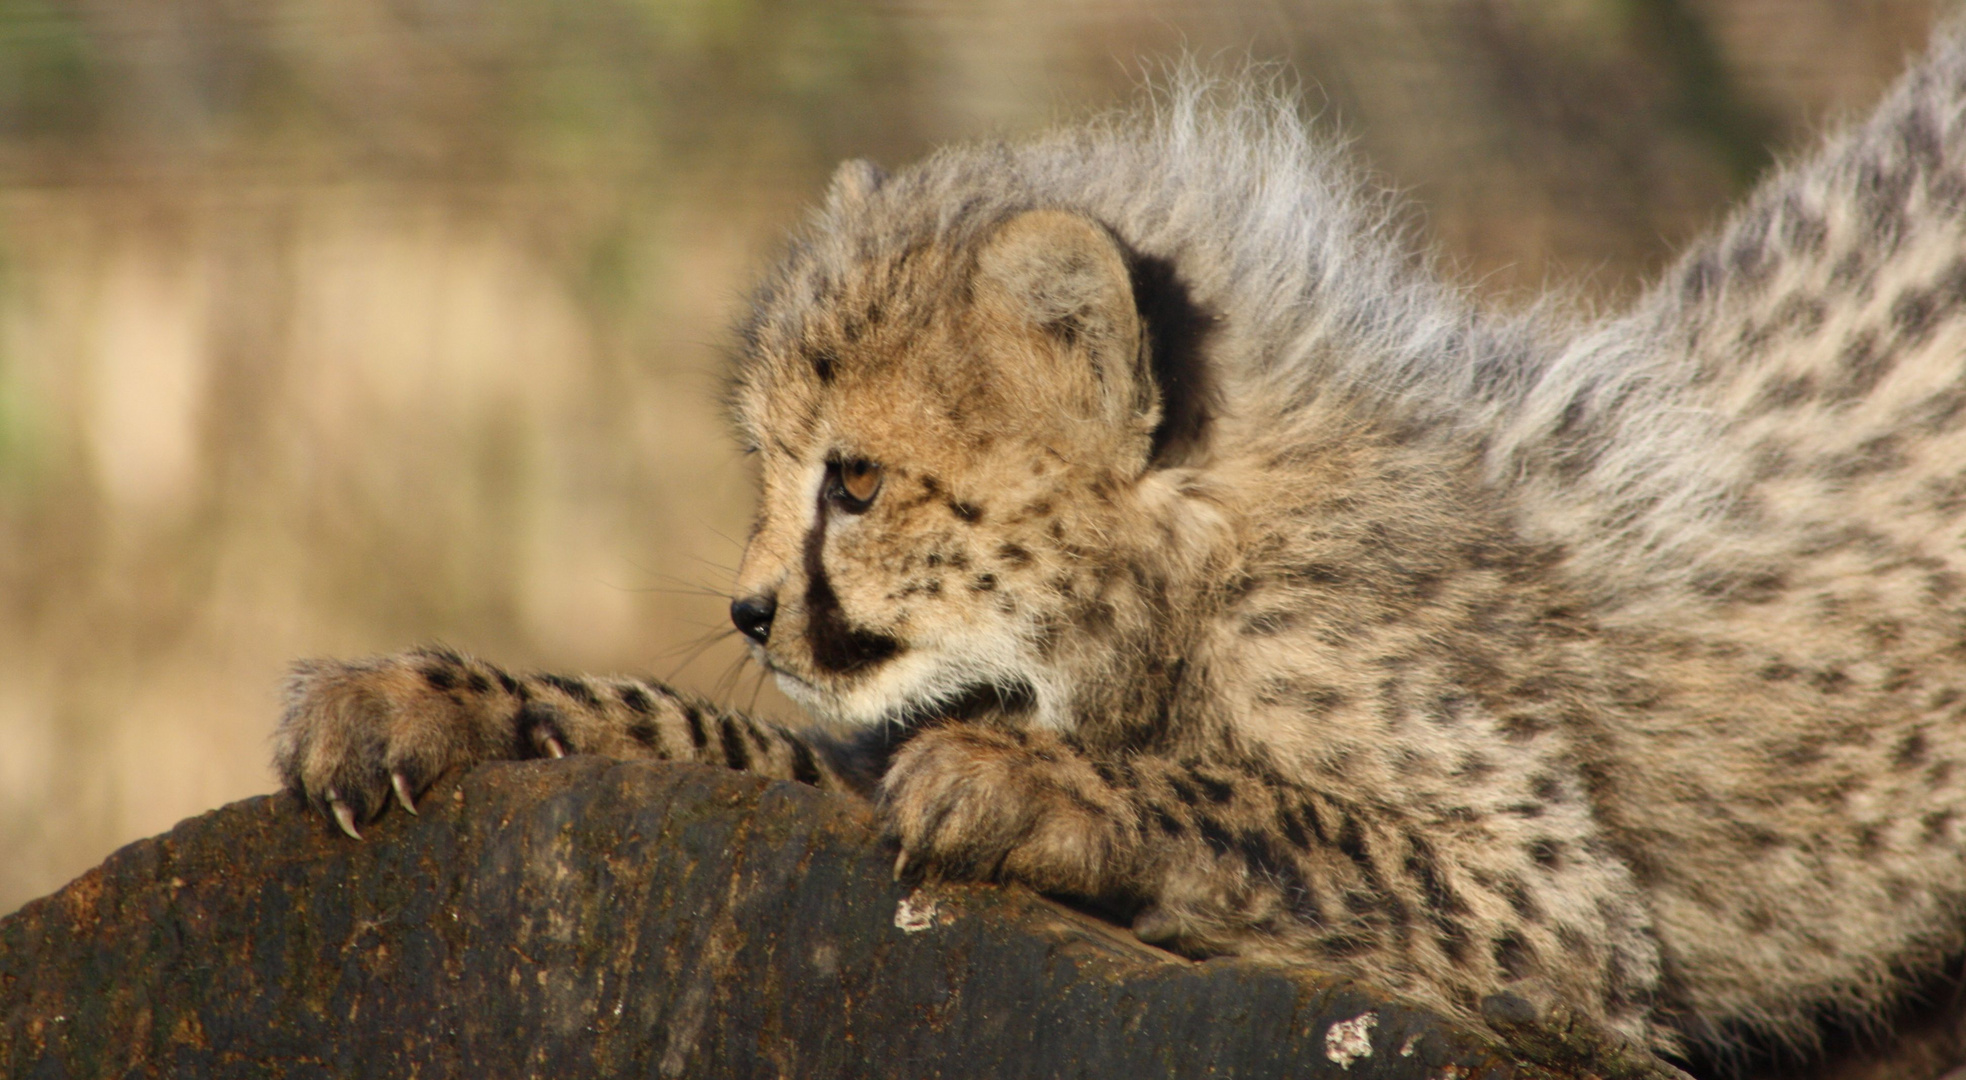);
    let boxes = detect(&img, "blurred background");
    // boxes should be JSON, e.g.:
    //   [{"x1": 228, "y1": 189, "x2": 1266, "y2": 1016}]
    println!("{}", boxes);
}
[{"x1": 0, "y1": 0, "x2": 1946, "y2": 914}]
